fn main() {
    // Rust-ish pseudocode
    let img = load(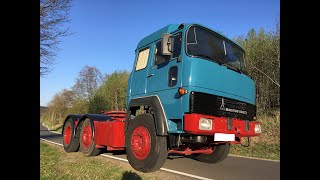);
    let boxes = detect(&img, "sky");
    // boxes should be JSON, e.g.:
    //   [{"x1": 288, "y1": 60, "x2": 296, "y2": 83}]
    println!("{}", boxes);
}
[{"x1": 40, "y1": 0, "x2": 280, "y2": 106}]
